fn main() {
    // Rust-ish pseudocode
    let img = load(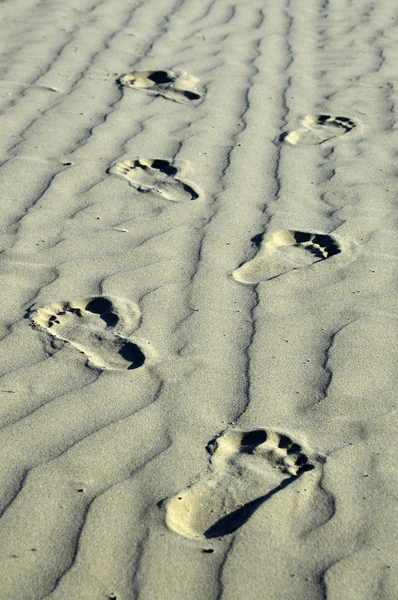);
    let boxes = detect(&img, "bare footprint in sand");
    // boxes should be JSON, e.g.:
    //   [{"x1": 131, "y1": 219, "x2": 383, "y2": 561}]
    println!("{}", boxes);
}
[
  {"x1": 282, "y1": 114, "x2": 358, "y2": 145},
  {"x1": 232, "y1": 230, "x2": 341, "y2": 284},
  {"x1": 117, "y1": 70, "x2": 202, "y2": 104},
  {"x1": 165, "y1": 428, "x2": 320, "y2": 539},
  {"x1": 31, "y1": 296, "x2": 152, "y2": 371},
  {"x1": 109, "y1": 158, "x2": 199, "y2": 202}
]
